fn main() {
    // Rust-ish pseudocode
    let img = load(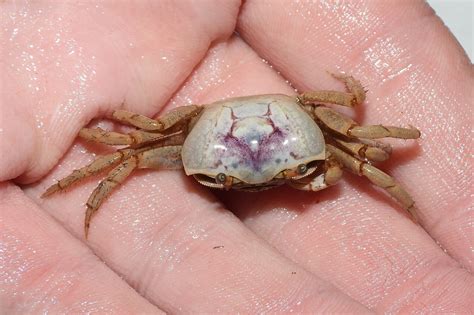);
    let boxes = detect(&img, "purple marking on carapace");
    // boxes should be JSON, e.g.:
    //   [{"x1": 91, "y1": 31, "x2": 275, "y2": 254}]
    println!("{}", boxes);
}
[{"x1": 220, "y1": 124, "x2": 287, "y2": 172}]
